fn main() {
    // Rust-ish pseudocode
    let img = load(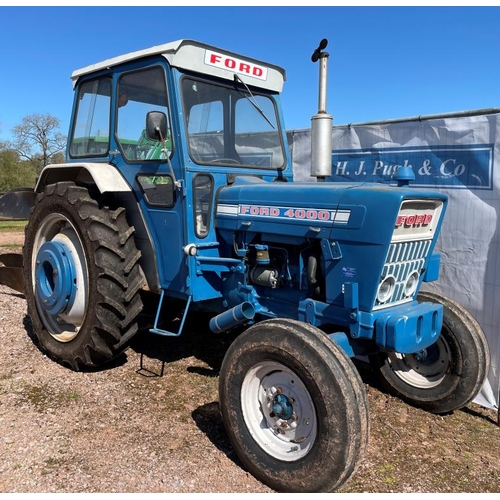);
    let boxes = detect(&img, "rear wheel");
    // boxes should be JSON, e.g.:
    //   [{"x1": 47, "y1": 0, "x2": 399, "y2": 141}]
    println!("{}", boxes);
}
[
  {"x1": 23, "y1": 182, "x2": 145, "y2": 370},
  {"x1": 370, "y1": 291, "x2": 490, "y2": 414},
  {"x1": 219, "y1": 318, "x2": 369, "y2": 492}
]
